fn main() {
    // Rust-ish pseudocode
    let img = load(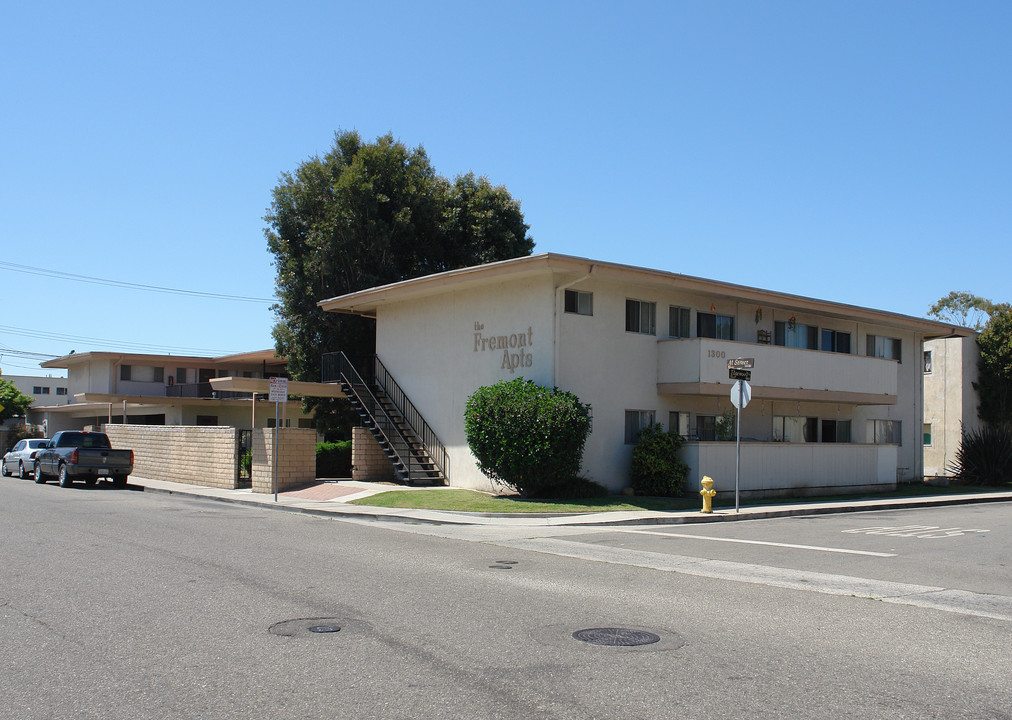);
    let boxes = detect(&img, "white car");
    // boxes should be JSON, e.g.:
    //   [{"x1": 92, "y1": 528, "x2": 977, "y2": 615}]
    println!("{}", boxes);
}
[{"x1": 2, "y1": 438, "x2": 49, "y2": 479}]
